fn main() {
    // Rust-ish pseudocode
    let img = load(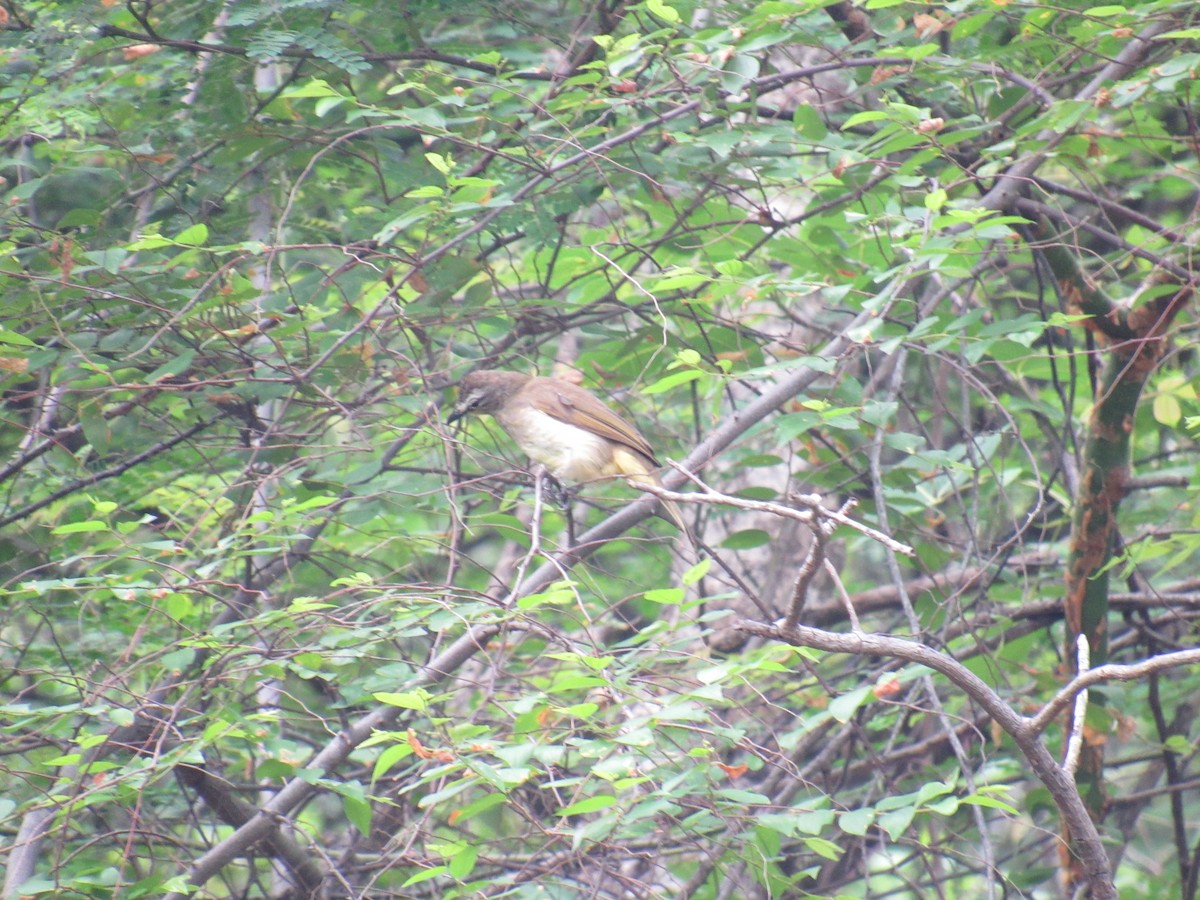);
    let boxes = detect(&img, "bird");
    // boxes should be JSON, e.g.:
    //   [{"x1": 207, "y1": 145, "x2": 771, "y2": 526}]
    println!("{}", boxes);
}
[{"x1": 446, "y1": 369, "x2": 685, "y2": 530}]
